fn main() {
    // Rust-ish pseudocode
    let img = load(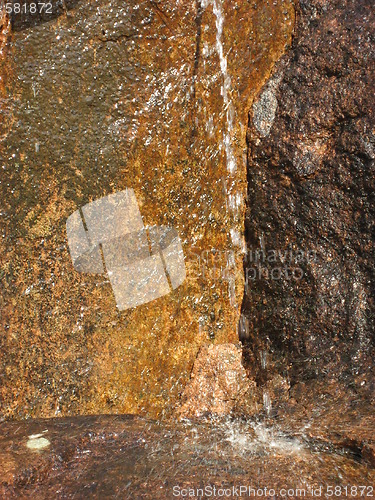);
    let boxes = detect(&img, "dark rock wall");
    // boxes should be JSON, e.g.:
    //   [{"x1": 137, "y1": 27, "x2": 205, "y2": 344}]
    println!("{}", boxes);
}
[{"x1": 242, "y1": 0, "x2": 375, "y2": 396}]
